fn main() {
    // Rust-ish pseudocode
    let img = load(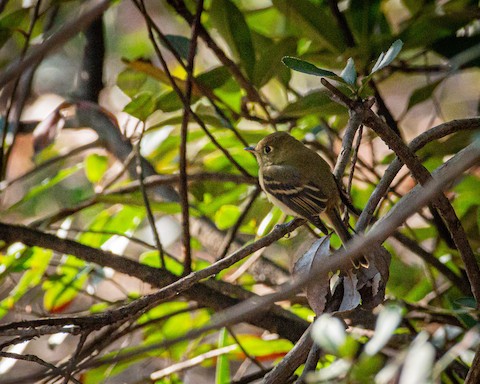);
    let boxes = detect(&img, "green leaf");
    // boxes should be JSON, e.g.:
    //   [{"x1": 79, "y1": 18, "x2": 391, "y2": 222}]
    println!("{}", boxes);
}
[
  {"x1": 155, "y1": 91, "x2": 185, "y2": 113},
  {"x1": 138, "y1": 302, "x2": 189, "y2": 325},
  {"x1": 163, "y1": 34, "x2": 192, "y2": 60},
  {"x1": 123, "y1": 91, "x2": 157, "y2": 121},
  {"x1": 210, "y1": 0, "x2": 256, "y2": 79},
  {"x1": 406, "y1": 79, "x2": 443, "y2": 110},
  {"x1": 351, "y1": 354, "x2": 384, "y2": 383},
  {"x1": 346, "y1": 0, "x2": 390, "y2": 41},
  {"x1": 0, "y1": 244, "x2": 29, "y2": 279},
  {"x1": 245, "y1": 6, "x2": 288, "y2": 38},
  {"x1": 279, "y1": 90, "x2": 345, "y2": 118},
  {"x1": 116, "y1": 68, "x2": 148, "y2": 98},
  {"x1": 81, "y1": 352, "x2": 144, "y2": 384},
  {"x1": 272, "y1": 0, "x2": 346, "y2": 52},
  {"x1": 84, "y1": 154, "x2": 108, "y2": 183},
  {"x1": 43, "y1": 255, "x2": 90, "y2": 313},
  {"x1": 139, "y1": 251, "x2": 183, "y2": 276},
  {"x1": 452, "y1": 175, "x2": 480, "y2": 217},
  {"x1": 9, "y1": 164, "x2": 83, "y2": 210},
  {"x1": 197, "y1": 66, "x2": 232, "y2": 89},
  {"x1": 282, "y1": 56, "x2": 339, "y2": 78},
  {"x1": 216, "y1": 328, "x2": 231, "y2": 384},
  {"x1": 89, "y1": 302, "x2": 109, "y2": 313},
  {"x1": 252, "y1": 37, "x2": 297, "y2": 87},
  {"x1": 148, "y1": 67, "x2": 232, "y2": 114},
  {"x1": 214, "y1": 205, "x2": 241, "y2": 230},
  {"x1": 162, "y1": 310, "x2": 210, "y2": 343},
  {"x1": 234, "y1": 334, "x2": 292, "y2": 358},
  {"x1": 399, "y1": 5, "x2": 477, "y2": 50},
  {"x1": 0, "y1": 8, "x2": 30, "y2": 49},
  {"x1": 371, "y1": 39, "x2": 404, "y2": 74},
  {"x1": 454, "y1": 297, "x2": 477, "y2": 309},
  {"x1": 78, "y1": 205, "x2": 145, "y2": 249},
  {"x1": 0, "y1": 8, "x2": 30, "y2": 29},
  {"x1": 0, "y1": 247, "x2": 53, "y2": 319},
  {"x1": 340, "y1": 58, "x2": 357, "y2": 86}
]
